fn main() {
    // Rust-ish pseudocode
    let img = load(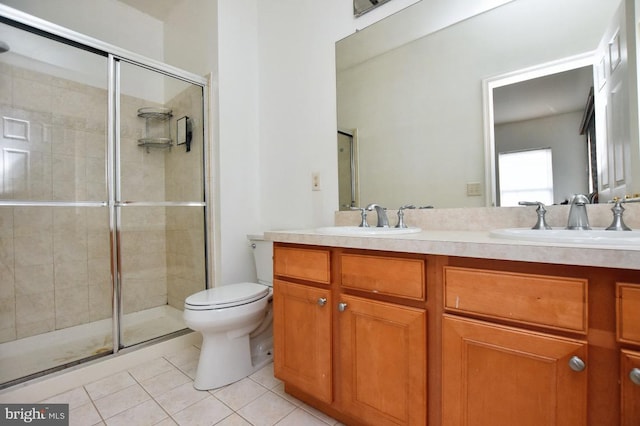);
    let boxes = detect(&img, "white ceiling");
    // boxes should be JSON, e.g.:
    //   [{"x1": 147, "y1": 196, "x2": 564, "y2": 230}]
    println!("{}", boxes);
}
[{"x1": 493, "y1": 66, "x2": 593, "y2": 125}]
